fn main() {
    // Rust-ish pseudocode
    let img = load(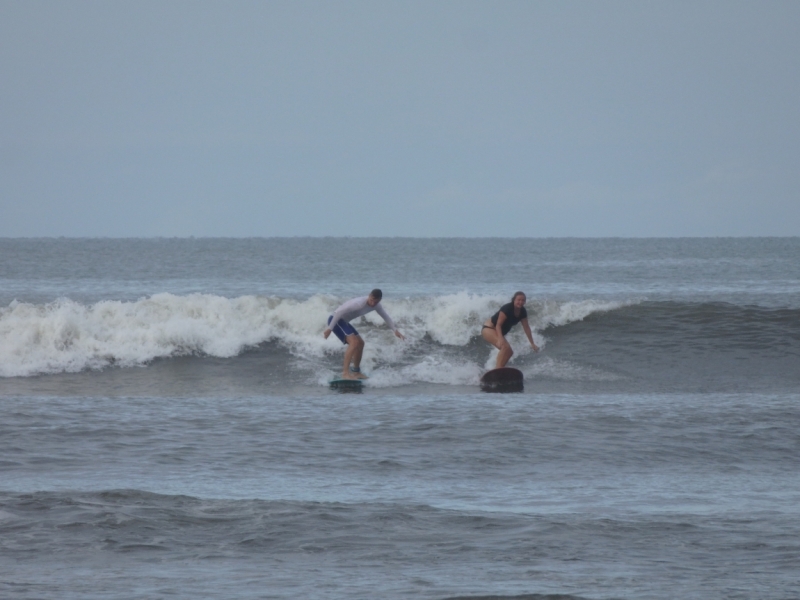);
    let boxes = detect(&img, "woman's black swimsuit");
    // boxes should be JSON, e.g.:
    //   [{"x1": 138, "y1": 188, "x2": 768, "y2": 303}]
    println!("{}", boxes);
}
[{"x1": 487, "y1": 303, "x2": 528, "y2": 336}]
